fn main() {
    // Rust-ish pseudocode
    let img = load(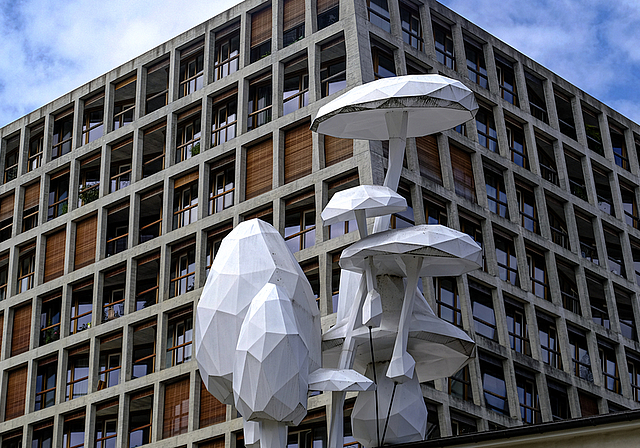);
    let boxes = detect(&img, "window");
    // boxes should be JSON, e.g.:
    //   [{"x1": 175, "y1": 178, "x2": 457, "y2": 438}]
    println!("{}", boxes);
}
[
  {"x1": 199, "y1": 377, "x2": 227, "y2": 428},
  {"x1": 324, "y1": 134, "x2": 352, "y2": 167},
  {"x1": 32, "y1": 425, "x2": 53, "y2": 448},
  {"x1": 209, "y1": 159, "x2": 235, "y2": 215},
  {"x1": 82, "y1": 92, "x2": 104, "y2": 145},
  {"x1": 0, "y1": 254, "x2": 7, "y2": 301},
  {"x1": 367, "y1": 0, "x2": 390, "y2": 32},
  {"x1": 372, "y1": 43, "x2": 395, "y2": 79},
  {"x1": 558, "y1": 261, "x2": 580, "y2": 314},
  {"x1": 250, "y1": 7, "x2": 272, "y2": 63},
  {"x1": 628, "y1": 357, "x2": 640, "y2": 402},
  {"x1": 175, "y1": 107, "x2": 201, "y2": 163},
  {"x1": 170, "y1": 241, "x2": 196, "y2": 298},
  {"x1": 495, "y1": 55, "x2": 517, "y2": 106},
  {"x1": 206, "y1": 225, "x2": 231, "y2": 277},
  {"x1": 106, "y1": 202, "x2": 129, "y2": 257},
  {"x1": 317, "y1": 0, "x2": 339, "y2": 30},
  {"x1": 506, "y1": 301, "x2": 530, "y2": 355},
  {"x1": 66, "y1": 344, "x2": 90, "y2": 400},
  {"x1": 4, "y1": 134, "x2": 18, "y2": 183},
  {"x1": 506, "y1": 121, "x2": 527, "y2": 168},
  {"x1": 283, "y1": 57, "x2": 309, "y2": 115},
  {"x1": 129, "y1": 392, "x2": 153, "y2": 447},
  {"x1": 285, "y1": 193, "x2": 316, "y2": 253},
  {"x1": 173, "y1": 174, "x2": 198, "y2": 229},
  {"x1": 554, "y1": 90, "x2": 576, "y2": 139},
  {"x1": 327, "y1": 174, "x2": 359, "y2": 239},
  {"x1": 40, "y1": 293, "x2": 61, "y2": 346},
  {"x1": 517, "y1": 185, "x2": 538, "y2": 233},
  {"x1": 516, "y1": 373, "x2": 541, "y2": 424},
  {"x1": 320, "y1": 37, "x2": 346, "y2": 98},
  {"x1": 247, "y1": 77, "x2": 272, "y2": 130},
  {"x1": 565, "y1": 151, "x2": 587, "y2": 200},
  {"x1": 142, "y1": 122, "x2": 166, "y2": 178},
  {"x1": 96, "y1": 413, "x2": 118, "y2": 448},
  {"x1": 63, "y1": 415, "x2": 85, "y2": 448},
  {"x1": 302, "y1": 259, "x2": 320, "y2": 307},
  {"x1": 460, "y1": 215, "x2": 483, "y2": 247},
  {"x1": 547, "y1": 197, "x2": 569, "y2": 250},
  {"x1": 548, "y1": 381, "x2": 569, "y2": 420},
  {"x1": 465, "y1": 39, "x2": 487, "y2": 89},
  {"x1": 103, "y1": 267, "x2": 126, "y2": 323},
  {"x1": 17, "y1": 243, "x2": 36, "y2": 293},
  {"x1": 424, "y1": 194, "x2": 448, "y2": 225},
  {"x1": 145, "y1": 59, "x2": 169, "y2": 114},
  {"x1": 470, "y1": 282, "x2": 496, "y2": 339},
  {"x1": 245, "y1": 137, "x2": 273, "y2": 200},
  {"x1": 0, "y1": 192, "x2": 13, "y2": 241},
  {"x1": 400, "y1": 3, "x2": 422, "y2": 51},
  {"x1": 610, "y1": 124, "x2": 629, "y2": 170},
  {"x1": 43, "y1": 227, "x2": 66, "y2": 284},
  {"x1": 390, "y1": 183, "x2": 414, "y2": 229},
  {"x1": 70, "y1": 281, "x2": 92, "y2": 334},
  {"x1": 433, "y1": 21, "x2": 455, "y2": 69},
  {"x1": 435, "y1": 277, "x2": 462, "y2": 327},
  {"x1": 576, "y1": 213, "x2": 598, "y2": 264},
  {"x1": 538, "y1": 314, "x2": 561, "y2": 368},
  {"x1": 132, "y1": 321, "x2": 156, "y2": 379},
  {"x1": 211, "y1": 91, "x2": 237, "y2": 147},
  {"x1": 163, "y1": 378, "x2": 190, "y2": 438},
  {"x1": 593, "y1": 168, "x2": 613, "y2": 215},
  {"x1": 480, "y1": 355, "x2": 508, "y2": 415},
  {"x1": 416, "y1": 135, "x2": 442, "y2": 185},
  {"x1": 284, "y1": 121, "x2": 312, "y2": 183},
  {"x1": 179, "y1": 42, "x2": 204, "y2": 98},
  {"x1": 525, "y1": 72, "x2": 548, "y2": 123},
  {"x1": 599, "y1": 344, "x2": 620, "y2": 393},
  {"x1": 28, "y1": 123, "x2": 44, "y2": 171},
  {"x1": 448, "y1": 366, "x2": 472, "y2": 402},
  {"x1": 214, "y1": 24, "x2": 240, "y2": 81},
  {"x1": 113, "y1": 76, "x2": 136, "y2": 130},
  {"x1": 283, "y1": 0, "x2": 305, "y2": 47},
  {"x1": 35, "y1": 357, "x2": 57, "y2": 410},
  {"x1": 78, "y1": 154, "x2": 100, "y2": 206},
  {"x1": 136, "y1": 253, "x2": 160, "y2": 310},
  {"x1": 52, "y1": 110, "x2": 73, "y2": 159},
  {"x1": 98, "y1": 333, "x2": 122, "y2": 389},
  {"x1": 166, "y1": 310, "x2": 193, "y2": 368},
  {"x1": 536, "y1": 136, "x2": 558, "y2": 185},
  {"x1": 5, "y1": 365, "x2": 27, "y2": 420},
  {"x1": 527, "y1": 248, "x2": 548, "y2": 299},
  {"x1": 569, "y1": 329, "x2": 593, "y2": 382},
  {"x1": 331, "y1": 253, "x2": 341, "y2": 313},
  {"x1": 48, "y1": 170, "x2": 69, "y2": 220},
  {"x1": 621, "y1": 183, "x2": 639, "y2": 229},
  {"x1": 476, "y1": 106, "x2": 498, "y2": 152},
  {"x1": 139, "y1": 188, "x2": 163, "y2": 243},
  {"x1": 486, "y1": 170, "x2": 508, "y2": 218},
  {"x1": 582, "y1": 107, "x2": 603, "y2": 155},
  {"x1": 616, "y1": 290, "x2": 636, "y2": 341},
  {"x1": 604, "y1": 226, "x2": 625, "y2": 278},
  {"x1": 450, "y1": 145, "x2": 476, "y2": 202}
]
